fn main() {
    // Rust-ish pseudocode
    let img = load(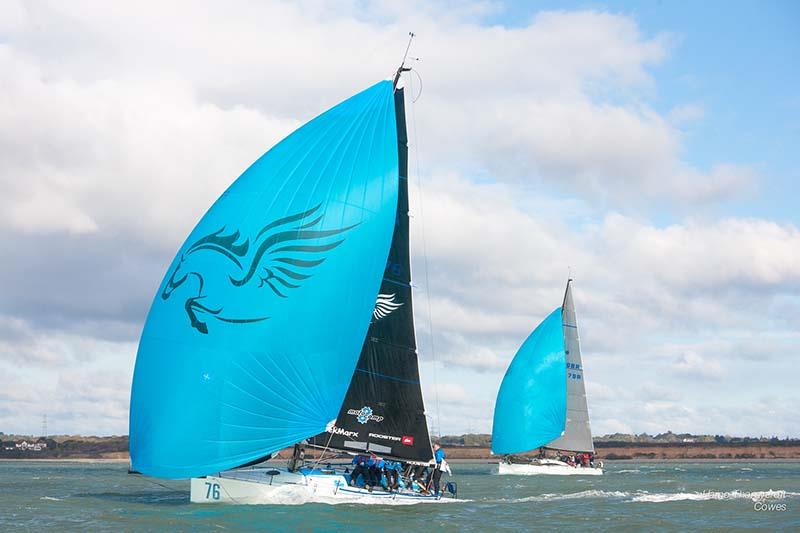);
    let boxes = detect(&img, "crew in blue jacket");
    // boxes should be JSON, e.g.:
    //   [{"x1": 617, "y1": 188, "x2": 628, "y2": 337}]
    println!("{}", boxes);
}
[
  {"x1": 430, "y1": 443, "x2": 446, "y2": 496},
  {"x1": 349, "y1": 454, "x2": 369, "y2": 486},
  {"x1": 365, "y1": 454, "x2": 384, "y2": 491}
]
